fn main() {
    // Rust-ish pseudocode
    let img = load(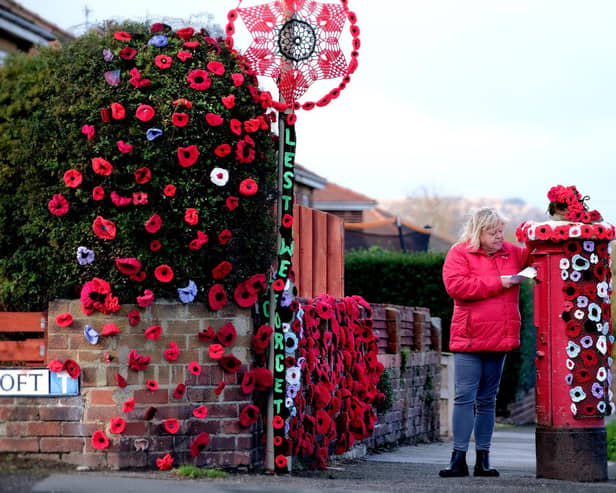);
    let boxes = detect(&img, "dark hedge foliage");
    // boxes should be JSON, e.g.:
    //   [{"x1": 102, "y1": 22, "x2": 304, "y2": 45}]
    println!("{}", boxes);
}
[
  {"x1": 0, "y1": 22, "x2": 277, "y2": 311},
  {"x1": 344, "y1": 248, "x2": 453, "y2": 344},
  {"x1": 344, "y1": 247, "x2": 536, "y2": 415}
]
